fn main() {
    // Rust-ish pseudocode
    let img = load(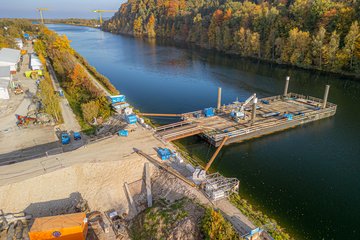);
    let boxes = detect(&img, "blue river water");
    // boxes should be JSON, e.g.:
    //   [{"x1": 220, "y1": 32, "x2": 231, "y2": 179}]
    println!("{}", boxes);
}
[{"x1": 47, "y1": 24, "x2": 360, "y2": 239}]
